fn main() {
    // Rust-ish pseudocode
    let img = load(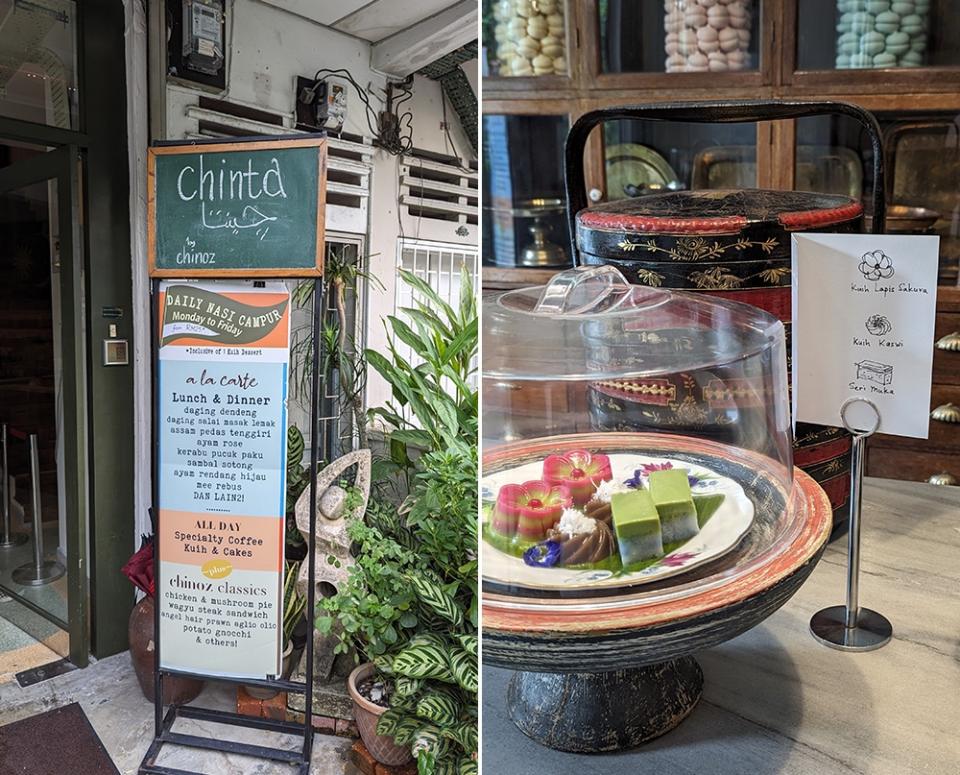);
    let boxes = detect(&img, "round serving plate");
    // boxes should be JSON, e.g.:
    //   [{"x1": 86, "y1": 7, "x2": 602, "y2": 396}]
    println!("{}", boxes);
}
[
  {"x1": 483, "y1": 433, "x2": 831, "y2": 663},
  {"x1": 481, "y1": 450, "x2": 754, "y2": 592}
]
